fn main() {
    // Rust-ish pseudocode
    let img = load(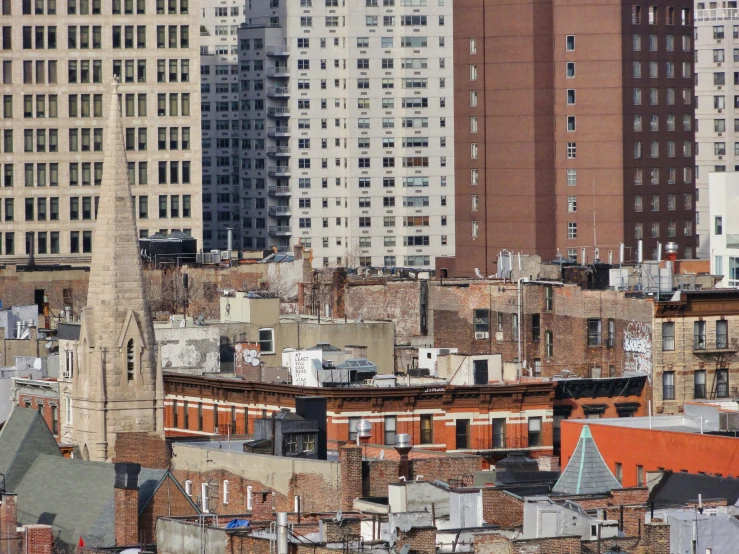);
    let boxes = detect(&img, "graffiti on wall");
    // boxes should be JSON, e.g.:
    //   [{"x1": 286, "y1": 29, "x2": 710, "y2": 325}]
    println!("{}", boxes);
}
[{"x1": 623, "y1": 321, "x2": 652, "y2": 375}]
